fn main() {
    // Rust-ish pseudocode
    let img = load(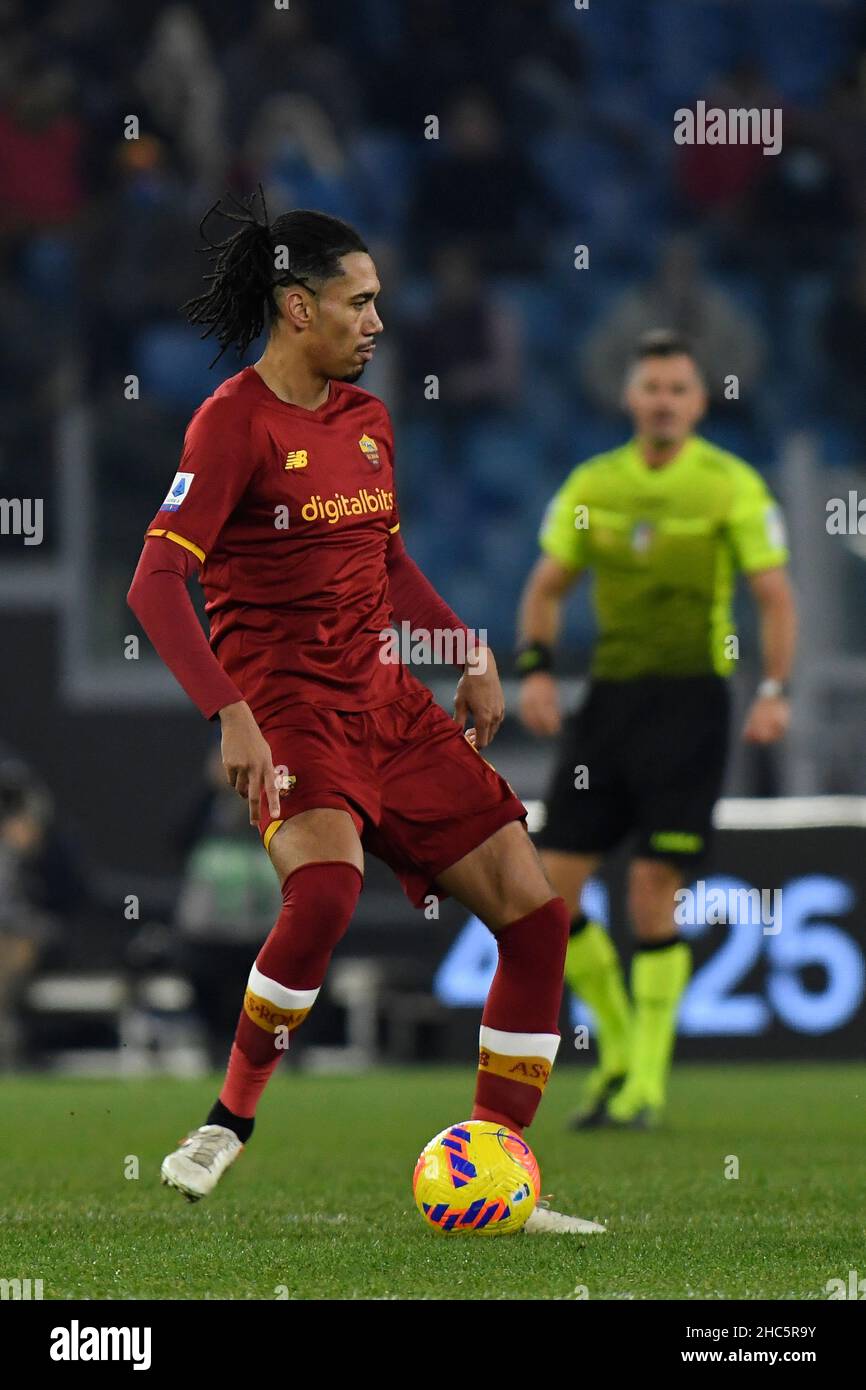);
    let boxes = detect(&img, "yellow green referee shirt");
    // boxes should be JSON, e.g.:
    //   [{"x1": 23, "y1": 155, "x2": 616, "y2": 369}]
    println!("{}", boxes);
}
[{"x1": 538, "y1": 434, "x2": 789, "y2": 679}]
